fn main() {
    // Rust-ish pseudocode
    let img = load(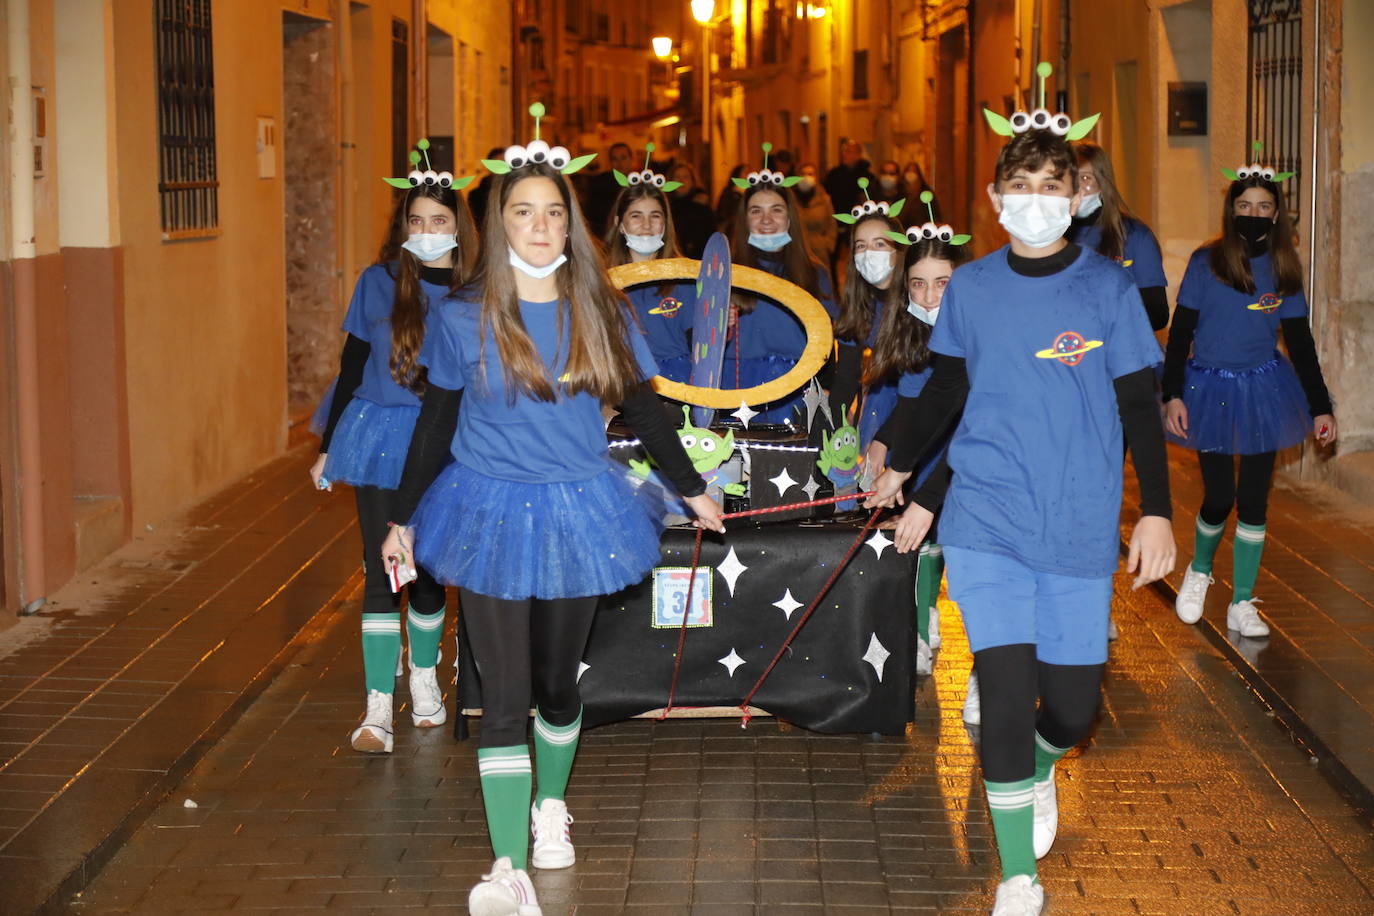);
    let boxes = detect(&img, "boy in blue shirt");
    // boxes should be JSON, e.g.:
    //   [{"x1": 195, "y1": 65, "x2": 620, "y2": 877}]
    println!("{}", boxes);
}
[{"x1": 867, "y1": 126, "x2": 1176, "y2": 916}]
